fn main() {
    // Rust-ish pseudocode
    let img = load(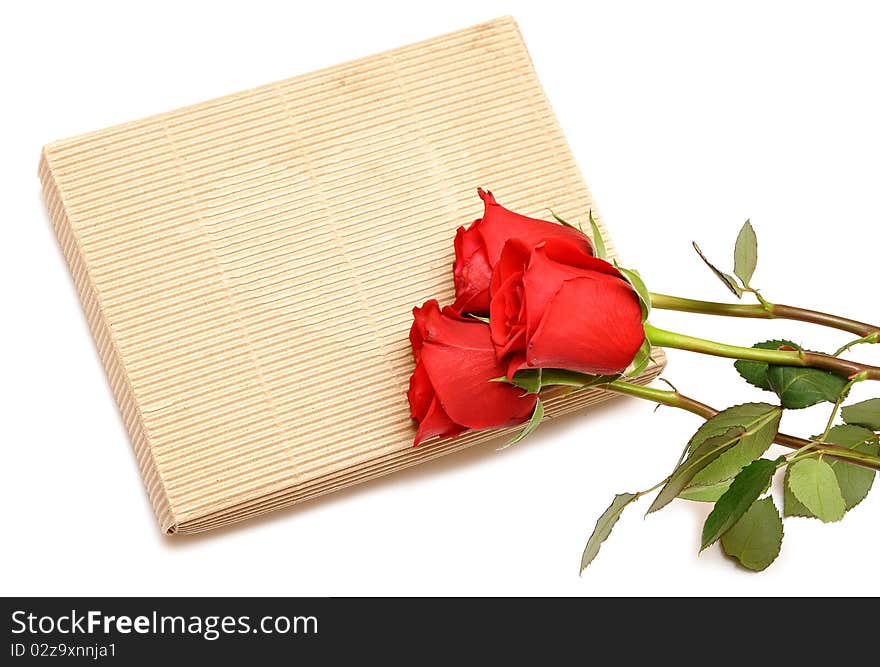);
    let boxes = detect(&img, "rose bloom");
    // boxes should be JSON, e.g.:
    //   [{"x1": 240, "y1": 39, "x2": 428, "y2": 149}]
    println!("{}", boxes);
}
[
  {"x1": 489, "y1": 238, "x2": 645, "y2": 378},
  {"x1": 452, "y1": 189, "x2": 593, "y2": 314},
  {"x1": 407, "y1": 300, "x2": 537, "y2": 445}
]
